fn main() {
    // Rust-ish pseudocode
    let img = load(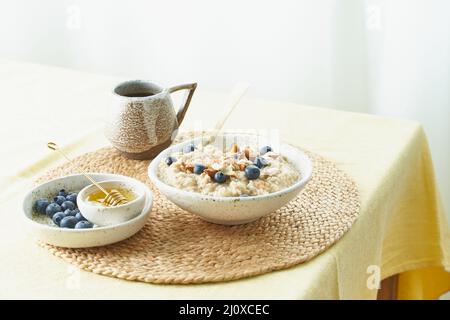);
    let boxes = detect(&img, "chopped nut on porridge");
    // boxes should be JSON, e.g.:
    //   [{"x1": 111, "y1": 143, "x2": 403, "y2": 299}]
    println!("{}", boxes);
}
[{"x1": 158, "y1": 143, "x2": 300, "y2": 197}]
